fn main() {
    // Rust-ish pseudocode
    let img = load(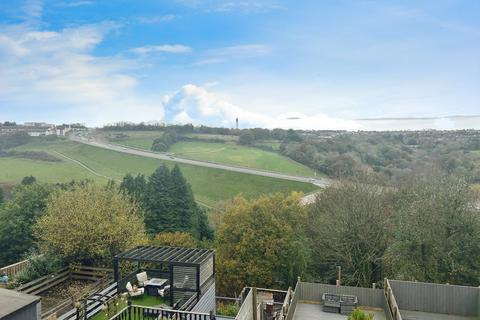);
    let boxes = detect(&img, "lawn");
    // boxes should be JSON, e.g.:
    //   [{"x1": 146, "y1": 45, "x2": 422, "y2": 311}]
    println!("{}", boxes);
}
[
  {"x1": 169, "y1": 141, "x2": 315, "y2": 177},
  {"x1": 90, "y1": 295, "x2": 167, "y2": 320},
  {"x1": 2, "y1": 139, "x2": 318, "y2": 207}
]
